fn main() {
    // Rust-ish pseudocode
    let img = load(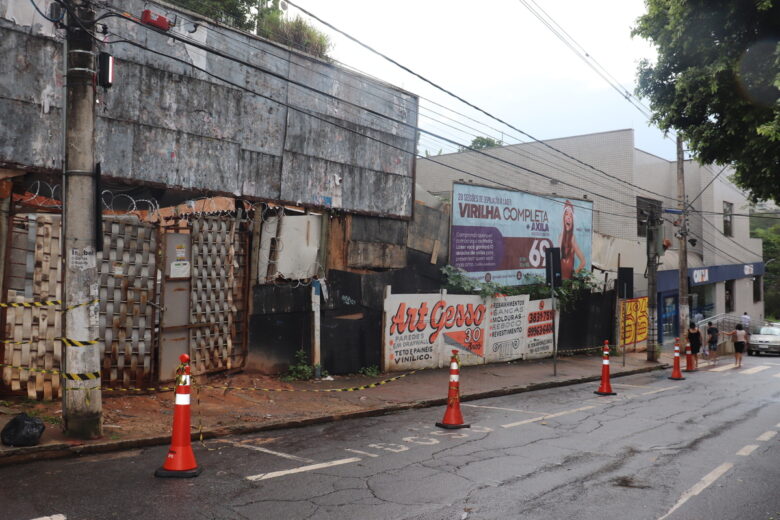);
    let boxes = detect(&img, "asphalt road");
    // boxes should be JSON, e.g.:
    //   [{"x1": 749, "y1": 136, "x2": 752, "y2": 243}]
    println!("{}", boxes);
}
[{"x1": 3, "y1": 357, "x2": 780, "y2": 520}]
